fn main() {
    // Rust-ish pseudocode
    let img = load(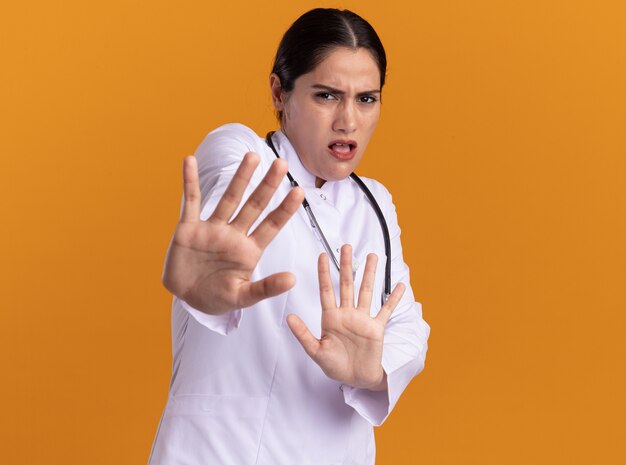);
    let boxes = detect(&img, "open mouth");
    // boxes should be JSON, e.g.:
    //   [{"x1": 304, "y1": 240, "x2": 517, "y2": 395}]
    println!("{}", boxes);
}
[{"x1": 328, "y1": 141, "x2": 357, "y2": 160}]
